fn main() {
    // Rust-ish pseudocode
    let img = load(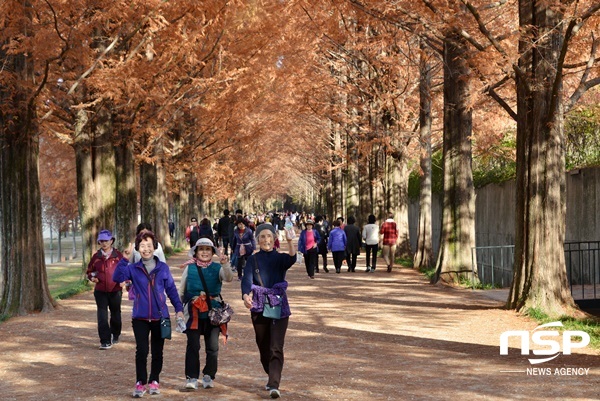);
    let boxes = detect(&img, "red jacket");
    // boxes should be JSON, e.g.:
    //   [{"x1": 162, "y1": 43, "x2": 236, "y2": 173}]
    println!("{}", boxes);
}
[
  {"x1": 380, "y1": 220, "x2": 398, "y2": 246},
  {"x1": 86, "y1": 248, "x2": 124, "y2": 292}
]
